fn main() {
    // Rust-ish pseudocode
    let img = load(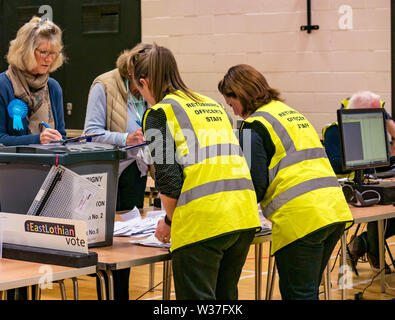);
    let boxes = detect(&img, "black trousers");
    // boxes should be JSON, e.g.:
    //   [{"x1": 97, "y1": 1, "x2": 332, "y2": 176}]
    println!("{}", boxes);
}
[
  {"x1": 96, "y1": 161, "x2": 147, "y2": 300},
  {"x1": 274, "y1": 223, "x2": 346, "y2": 300},
  {"x1": 117, "y1": 161, "x2": 147, "y2": 211},
  {"x1": 171, "y1": 229, "x2": 256, "y2": 300},
  {"x1": 365, "y1": 218, "x2": 395, "y2": 259}
]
